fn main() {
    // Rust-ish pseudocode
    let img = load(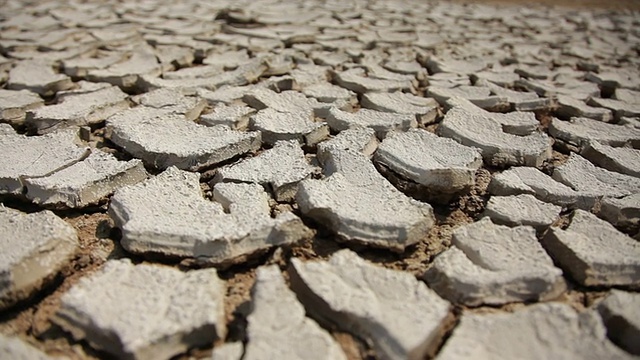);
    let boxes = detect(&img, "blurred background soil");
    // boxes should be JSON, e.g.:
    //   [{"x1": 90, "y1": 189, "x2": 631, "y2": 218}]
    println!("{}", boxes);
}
[{"x1": 454, "y1": 0, "x2": 640, "y2": 10}]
